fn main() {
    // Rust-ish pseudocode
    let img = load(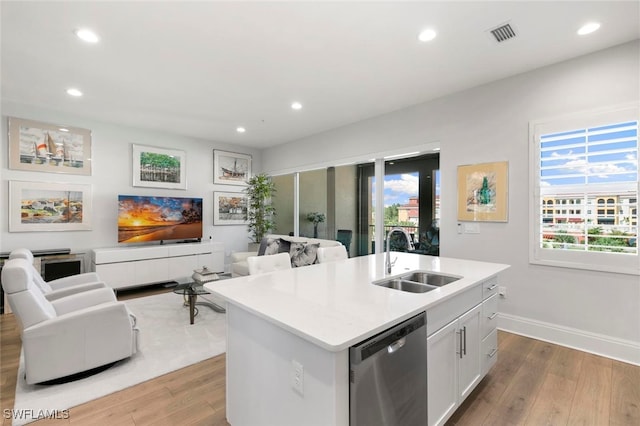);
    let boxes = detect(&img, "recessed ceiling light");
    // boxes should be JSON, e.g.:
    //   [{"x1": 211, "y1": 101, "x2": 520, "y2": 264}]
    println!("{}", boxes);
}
[
  {"x1": 75, "y1": 28, "x2": 100, "y2": 43},
  {"x1": 577, "y1": 22, "x2": 600, "y2": 35},
  {"x1": 291, "y1": 102, "x2": 303, "y2": 110},
  {"x1": 66, "y1": 88, "x2": 83, "y2": 97},
  {"x1": 59, "y1": 128, "x2": 69, "y2": 132},
  {"x1": 236, "y1": 127, "x2": 246, "y2": 133},
  {"x1": 418, "y1": 29, "x2": 437, "y2": 42}
]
